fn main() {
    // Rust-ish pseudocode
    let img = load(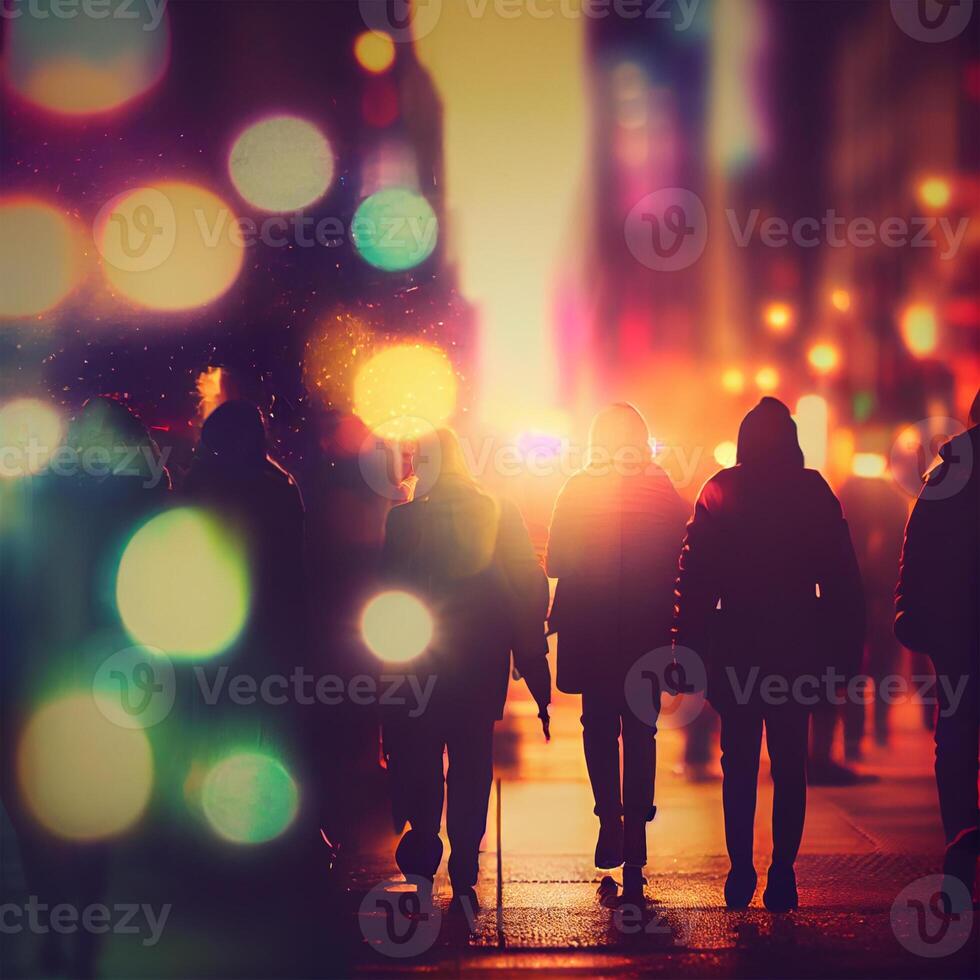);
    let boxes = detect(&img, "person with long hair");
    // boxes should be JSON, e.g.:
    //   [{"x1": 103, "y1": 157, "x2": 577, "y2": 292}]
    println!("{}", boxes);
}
[
  {"x1": 381, "y1": 427, "x2": 551, "y2": 909},
  {"x1": 674, "y1": 397, "x2": 864, "y2": 911},
  {"x1": 546, "y1": 403, "x2": 689, "y2": 899}
]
